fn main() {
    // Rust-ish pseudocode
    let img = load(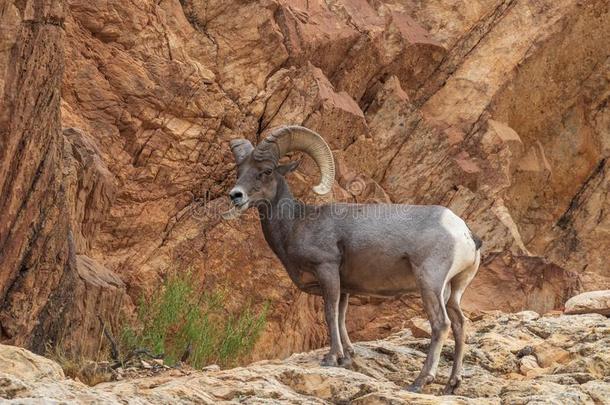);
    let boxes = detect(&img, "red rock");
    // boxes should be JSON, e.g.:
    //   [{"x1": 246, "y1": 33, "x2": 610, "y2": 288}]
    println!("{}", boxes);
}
[{"x1": 0, "y1": 0, "x2": 607, "y2": 361}]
